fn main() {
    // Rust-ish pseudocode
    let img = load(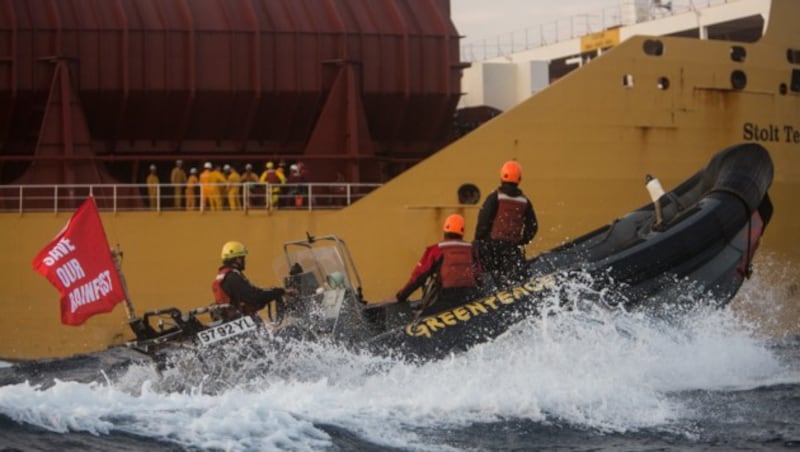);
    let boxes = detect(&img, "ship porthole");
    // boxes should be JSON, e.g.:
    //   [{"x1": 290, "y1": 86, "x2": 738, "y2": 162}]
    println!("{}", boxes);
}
[
  {"x1": 458, "y1": 184, "x2": 481, "y2": 205},
  {"x1": 731, "y1": 70, "x2": 747, "y2": 90},
  {"x1": 730, "y1": 46, "x2": 746, "y2": 63},
  {"x1": 643, "y1": 40, "x2": 664, "y2": 56},
  {"x1": 792, "y1": 69, "x2": 800, "y2": 92},
  {"x1": 657, "y1": 77, "x2": 670, "y2": 90},
  {"x1": 787, "y1": 48, "x2": 800, "y2": 65}
]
